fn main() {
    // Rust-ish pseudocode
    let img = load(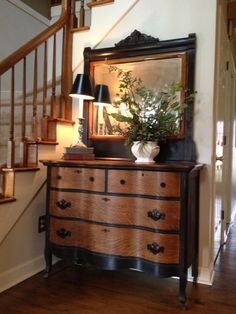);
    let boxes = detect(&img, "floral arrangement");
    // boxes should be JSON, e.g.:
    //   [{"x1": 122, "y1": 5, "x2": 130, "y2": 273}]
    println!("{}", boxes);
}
[{"x1": 109, "y1": 66, "x2": 190, "y2": 147}]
